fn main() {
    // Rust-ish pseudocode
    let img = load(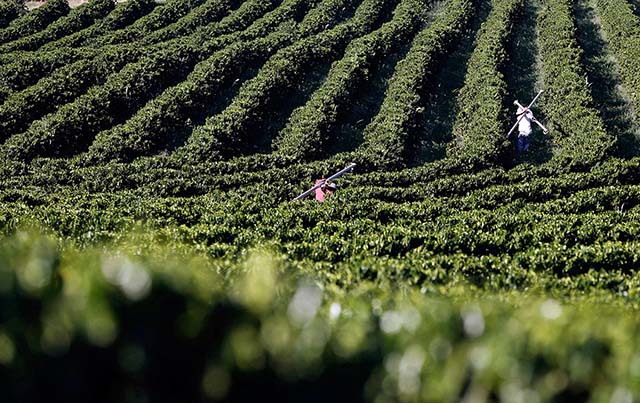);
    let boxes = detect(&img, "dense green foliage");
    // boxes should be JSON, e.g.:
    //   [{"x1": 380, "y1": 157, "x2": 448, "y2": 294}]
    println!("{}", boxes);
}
[
  {"x1": 0, "y1": 0, "x2": 114, "y2": 52},
  {"x1": 355, "y1": 0, "x2": 475, "y2": 169},
  {"x1": 273, "y1": 0, "x2": 434, "y2": 161},
  {"x1": 87, "y1": 0, "x2": 210, "y2": 47},
  {"x1": 593, "y1": 0, "x2": 640, "y2": 118},
  {"x1": 2, "y1": 230, "x2": 640, "y2": 402},
  {"x1": 448, "y1": 0, "x2": 523, "y2": 166},
  {"x1": 85, "y1": 0, "x2": 325, "y2": 163},
  {"x1": 40, "y1": 0, "x2": 157, "y2": 49},
  {"x1": 1, "y1": 0, "x2": 640, "y2": 401},
  {"x1": 0, "y1": 0, "x2": 69, "y2": 44},
  {"x1": 177, "y1": 0, "x2": 392, "y2": 163},
  {"x1": 0, "y1": 0, "x2": 26, "y2": 28},
  {"x1": 537, "y1": 0, "x2": 614, "y2": 167}
]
